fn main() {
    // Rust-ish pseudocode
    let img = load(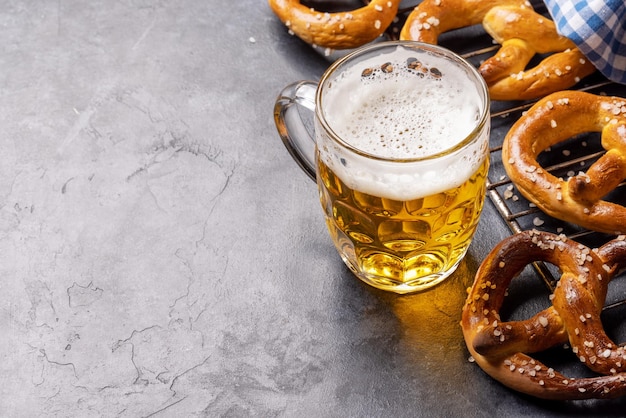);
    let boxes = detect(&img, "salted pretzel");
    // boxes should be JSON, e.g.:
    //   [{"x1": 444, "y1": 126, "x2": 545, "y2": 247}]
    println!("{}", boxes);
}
[
  {"x1": 400, "y1": 0, "x2": 596, "y2": 100},
  {"x1": 479, "y1": 5, "x2": 596, "y2": 100},
  {"x1": 268, "y1": 0, "x2": 401, "y2": 50},
  {"x1": 462, "y1": 230, "x2": 626, "y2": 400},
  {"x1": 503, "y1": 90, "x2": 626, "y2": 235},
  {"x1": 400, "y1": 0, "x2": 527, "y2": 44}
]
